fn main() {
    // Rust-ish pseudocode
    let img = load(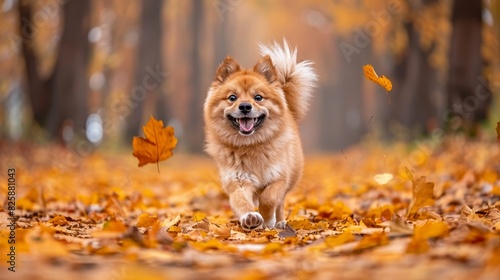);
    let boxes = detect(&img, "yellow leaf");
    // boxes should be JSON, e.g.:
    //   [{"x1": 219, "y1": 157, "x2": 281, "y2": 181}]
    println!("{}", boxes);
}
[
  {"x1": 354, "y1": 232, "x2": 389, "y2": 251},
  {"x1": 407, "y1": 221, "x2": 449, "y2": 254},
  {"x1": 407, "y1": 176, "x2": 435, "y2": 218},
  {"x1": 189, "y1": 239, "x2": 236, "y2": 252},
  {"x1": 363, "y1": 64, "x2": 393, "y2": 103},
  {"x1": 136, "y1": 213, "x2": 158, "y2": 228},
  {"x1": 132, "y1": 116, "x2": 177, "y2": 171},
  {"x1": 100, "y1": 219, "x2": 127, "y2": 234},
  {"x1": 325, "y1": 231, "x2": 356, "y2": 248},
  {"x1": 193, "y1": 211, "x2": 207, "y2": 222},
  {"x1": 262, "y1": 242, "x2": 284, "y2": 255},
  {"x1": 161, "y1": 214, "x2": 181, "y2": 230},
  {"x1": 413, "y1": 221, "x2": 449, "y2": 241}
]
